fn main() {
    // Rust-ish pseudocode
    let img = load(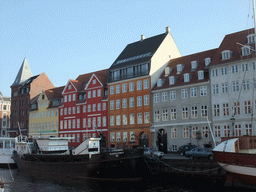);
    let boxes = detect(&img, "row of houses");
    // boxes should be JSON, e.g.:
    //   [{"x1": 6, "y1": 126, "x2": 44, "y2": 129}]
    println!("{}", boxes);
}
[{"x1": 9, "y1": 27, "x2": 256, "y2": 152}]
